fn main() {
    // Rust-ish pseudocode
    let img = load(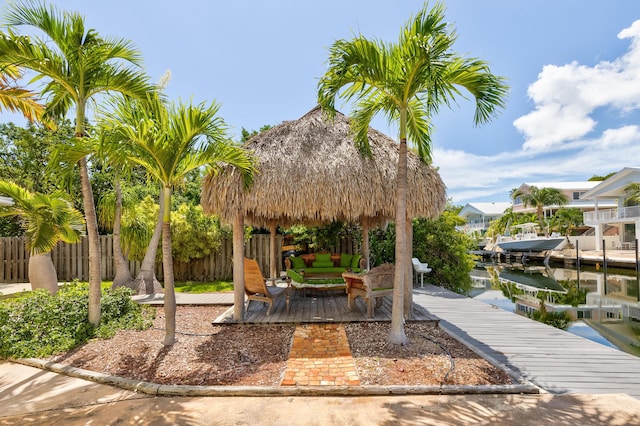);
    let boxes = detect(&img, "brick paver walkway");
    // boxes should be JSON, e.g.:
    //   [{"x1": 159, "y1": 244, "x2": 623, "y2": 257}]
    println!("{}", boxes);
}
[{"x1": 281, "y1": 323, "x2": 361, "y2": 386}]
